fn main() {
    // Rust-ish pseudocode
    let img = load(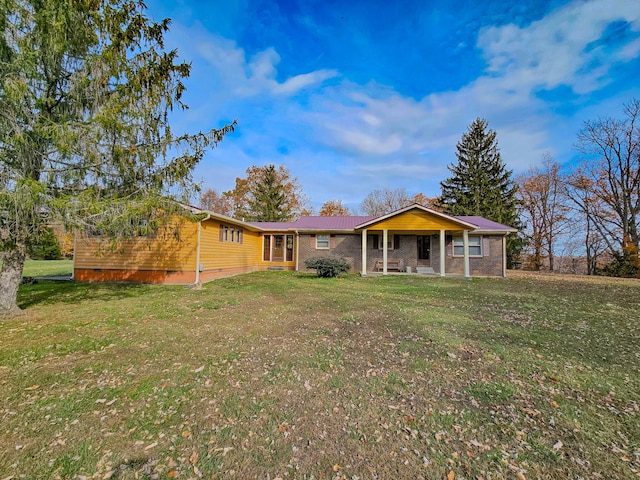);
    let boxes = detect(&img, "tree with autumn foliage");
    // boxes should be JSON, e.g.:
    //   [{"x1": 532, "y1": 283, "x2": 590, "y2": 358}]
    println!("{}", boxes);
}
[
  {"x1": 0, "y1": 0, "x2": 235, "y2": 315},
  {"x1": 440, "y1": 118, "x2": 523, "y2": 266},
  {"x1": 225, "y1": 165, "x2": 309, "y2": 221},
  {"x1": 199, "y1": 188, "x2": 234, "y2": 216},
  {"x1": 566, "y1": 99, "x2": 640, "y2": 277},
  {"x1": 517, "y1": 156, "x2": 571, "y2": 271},
  {"x1": 412, "y1": 193, "x2": 442, "y2": 211},
  {"x1": 319, "y1": 200, "x2": 350, "y2": 216}
]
